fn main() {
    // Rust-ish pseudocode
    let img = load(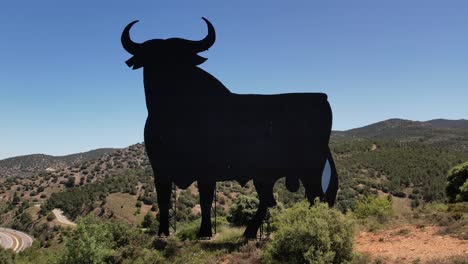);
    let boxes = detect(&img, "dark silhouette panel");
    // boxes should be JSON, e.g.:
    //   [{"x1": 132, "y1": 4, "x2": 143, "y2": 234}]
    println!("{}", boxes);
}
[{"x1": 121, "y1": 17, "x2": 339, "y2": 238}]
